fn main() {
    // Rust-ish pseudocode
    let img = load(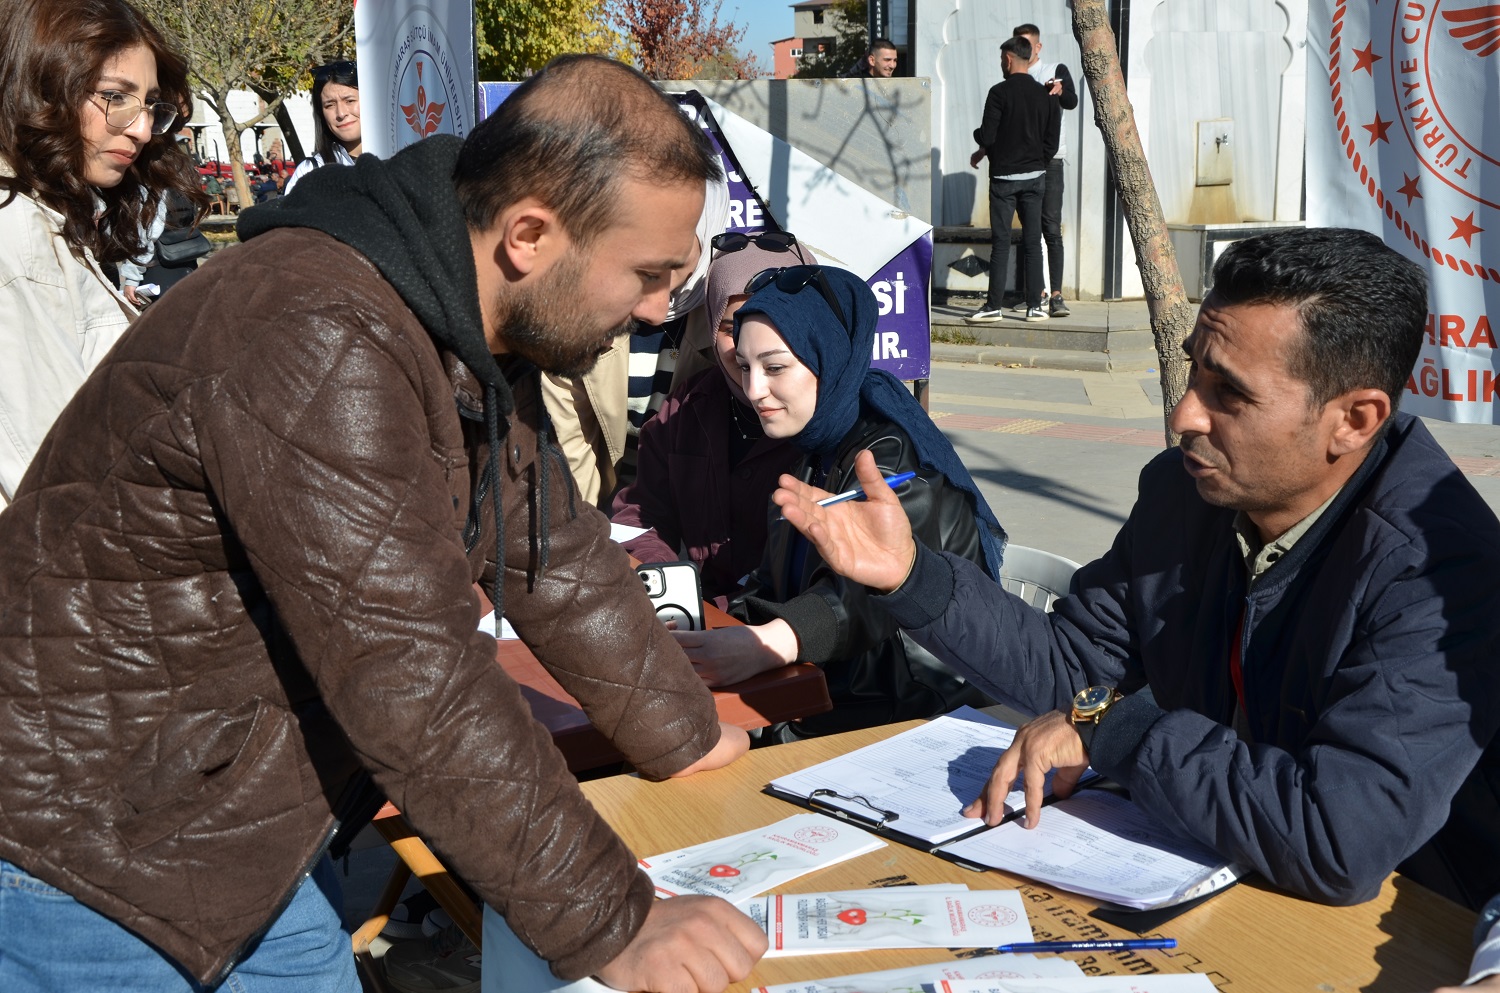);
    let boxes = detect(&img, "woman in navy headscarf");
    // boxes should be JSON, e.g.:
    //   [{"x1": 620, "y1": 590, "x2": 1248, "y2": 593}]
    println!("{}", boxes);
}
[{"x1": 673, "y1": 264, "x2": 1008, "y2": 739}]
